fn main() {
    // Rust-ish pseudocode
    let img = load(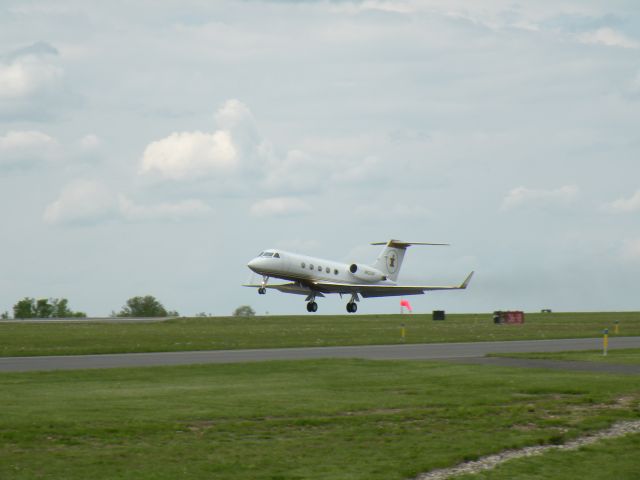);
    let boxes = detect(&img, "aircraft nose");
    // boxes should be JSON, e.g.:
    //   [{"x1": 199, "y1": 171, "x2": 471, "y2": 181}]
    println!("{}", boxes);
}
[{"x1": 247, "y1": 257, "x2": 262, "y2": 272}]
